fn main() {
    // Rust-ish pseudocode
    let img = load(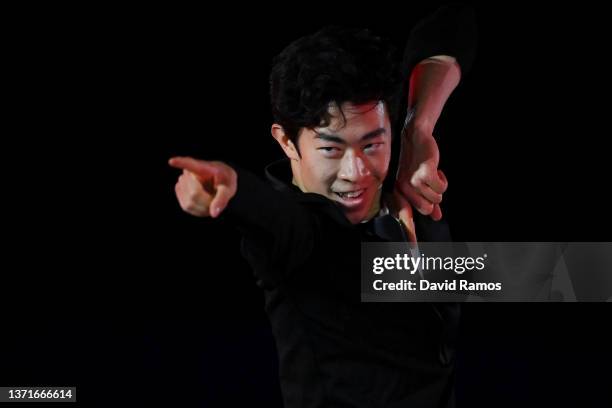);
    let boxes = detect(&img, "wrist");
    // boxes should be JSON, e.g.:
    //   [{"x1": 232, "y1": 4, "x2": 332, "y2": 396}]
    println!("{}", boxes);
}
[
  {"x1": 412, "y1": 114, "x2": 435, "y2": 136},
  {"x1": 404, "y1": 113, "x2": 435, "y2": 141}
]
